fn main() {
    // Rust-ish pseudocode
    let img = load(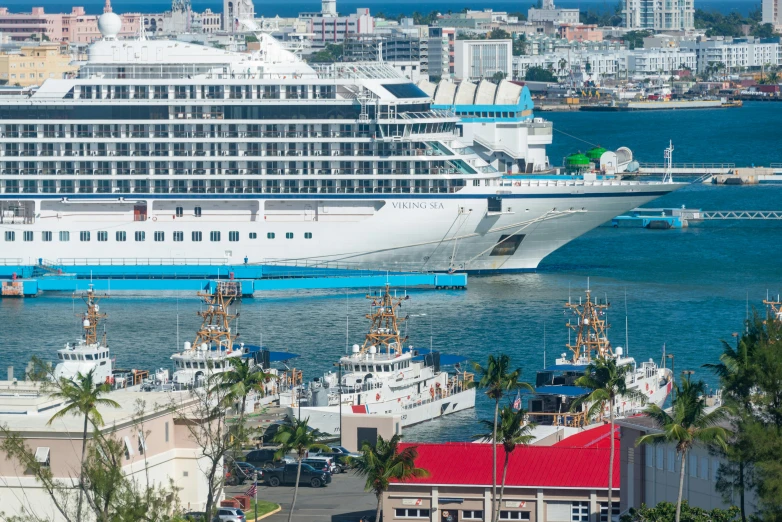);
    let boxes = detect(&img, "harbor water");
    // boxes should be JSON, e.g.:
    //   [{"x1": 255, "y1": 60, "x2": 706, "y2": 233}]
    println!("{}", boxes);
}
[{"x1": 4, "y1": 104, "x2": 782, "y2": 442}]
